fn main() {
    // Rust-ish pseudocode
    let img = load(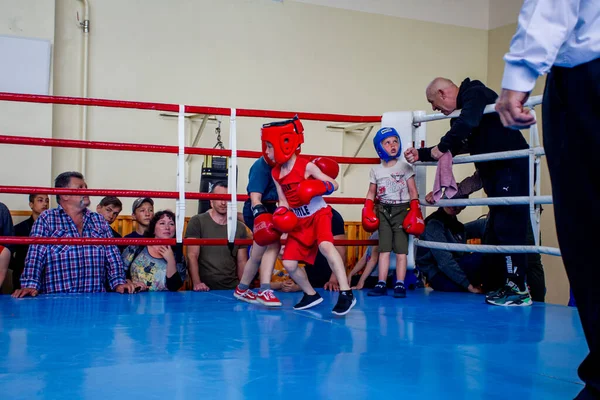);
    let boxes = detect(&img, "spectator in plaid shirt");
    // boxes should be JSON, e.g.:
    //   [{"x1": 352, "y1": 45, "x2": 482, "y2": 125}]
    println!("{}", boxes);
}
[{"x1": 12, "y1": 172, "x2": 140, "y2": 298}]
